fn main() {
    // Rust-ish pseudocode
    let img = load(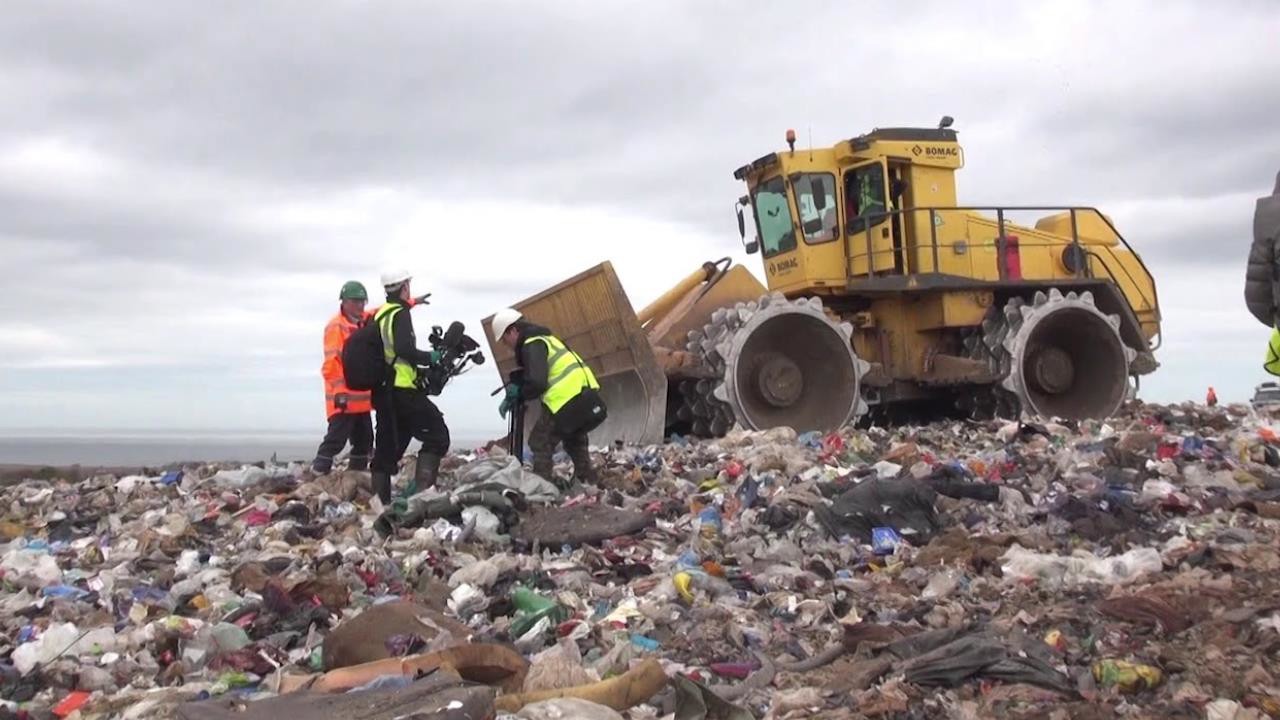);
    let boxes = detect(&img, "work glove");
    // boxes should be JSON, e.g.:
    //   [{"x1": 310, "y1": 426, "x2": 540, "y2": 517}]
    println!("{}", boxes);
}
[
  {"x1": 498, "y1": 384, "x2": 521, "y2": 418},
  {"x1": 334, "y1": 393, "x2": 349, "y2": 410},
  {"x1": 427, "y1": 350, "x2": 443, "y2": 364}
]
